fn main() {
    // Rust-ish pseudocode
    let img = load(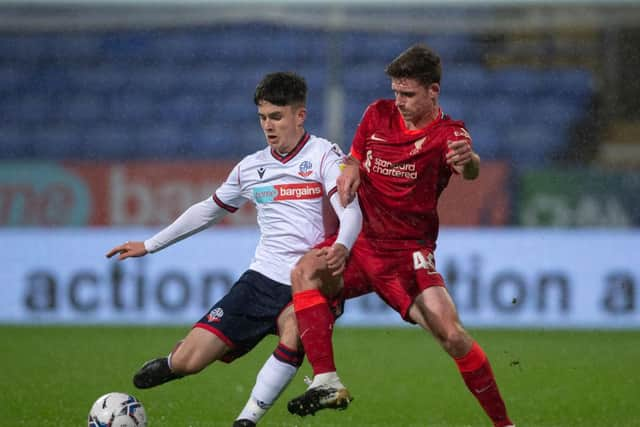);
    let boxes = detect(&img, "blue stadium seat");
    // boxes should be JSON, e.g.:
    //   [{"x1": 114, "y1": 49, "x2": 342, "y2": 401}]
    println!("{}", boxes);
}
[
  {"x1": 521, "y1": 96, "x2": 587, "y2": 127},
  {"x1": 72, "y1": 65, "x2": 130, "y2": 93},
  {"x1": 192, "y1": 25, "x2": 326, "y2": 65},
  {"x1": 489, "y1": 68, "x2": 548, "y2": 97},
  {"x1": 423, "y1": 34, "x2": 480, "y2": 63},
  {"x1": 468, "y1": 97, "x2": 519, "y2": 126},
  {"x1": 0, "y1": 35, "x2": 50, "y2": 62},
  {"x1": 340, "y1": 32, "x2": 415, "y2": 63},
  {"x1": 0, "y1": 66, "x2": 29, "y2": 95},
  {"x1": 342, "y1": 61, "x2": 388, "y2": 94},
  {"x1": 3, "y1": 94, "x2": 51, "y2": 124},
  {"x1": 52, "y1": 95, "x2": 104, "y2": 124},
  {"x1": 465, "y1": 123, "x2": 504, "y2": 160},
  {"x1": 540, "y1": 69, "x2": 593, "y2": 102},
  {"x1": 443, "y1": 65, "x2": 488, "y2": 96},
  {"x1": 134, "y1": 124, "x2": 187, "y2": 158},
  {"x1": 47, "y1": 34, "x2": 102, "y2": 62},
  {"x1": 99, "y1": 32, "x2": 155, "y2": 63},
  {"x1": 127, "y1": 65, "x2": 182, "y2": 94},
  {"x1": 0, "y1": 24, "x2": 594, "y2": 164},
  {"x1": 30, "y1": 126, "x2": 85, "y2": 159},
  {"x1": 440, "y1": 95, "x2": 468, "y2": 120},
  {"x1": 503, "y1": 124, "x2": 567, "y2": 167},
  {"x1": 35, "y1": 66, "x2": 76, "y2": 92},
  {"x1": 149, "y1": 32, "x2": 202, "y2": 64},
  {"x1": 180, "y1": 65, "x2": 236, "y2": 94},
  {"x1": 188, "y1": 125, "x2": 234, "y2": 158},
  {"x1": 0, "y1": 127, "x2": 33, "y2": 158},
  {"x1": 190, "y1": 124, "x2": 263, "y2": 159},
  {"x1": 108, "y1": 92, "x2": 156, "y2": 123},
  {"x1": 157, "y1": 94, "x2": 212, "y2": 125},
  {"x1": 81, "y1": 126, "x2": 137, "y2": 159}
]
